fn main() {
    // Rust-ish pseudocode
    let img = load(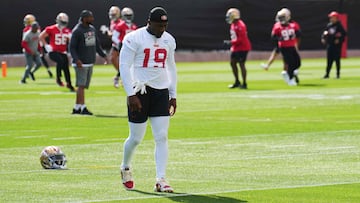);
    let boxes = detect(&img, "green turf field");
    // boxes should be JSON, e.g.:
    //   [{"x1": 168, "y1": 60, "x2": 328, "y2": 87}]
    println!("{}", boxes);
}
[{"x1": 0, "y1": 57, "x2": 359, "y2": 202}]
